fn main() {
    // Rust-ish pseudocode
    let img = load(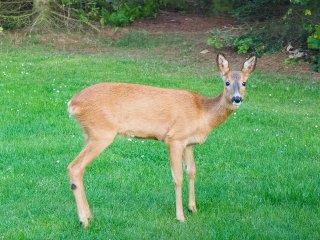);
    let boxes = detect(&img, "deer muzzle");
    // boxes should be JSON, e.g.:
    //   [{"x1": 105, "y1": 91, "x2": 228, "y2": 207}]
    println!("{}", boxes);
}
[{"x1": 231, "y1": 96, "x2": 242, "y2": 105}]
